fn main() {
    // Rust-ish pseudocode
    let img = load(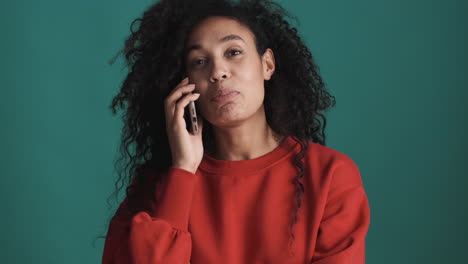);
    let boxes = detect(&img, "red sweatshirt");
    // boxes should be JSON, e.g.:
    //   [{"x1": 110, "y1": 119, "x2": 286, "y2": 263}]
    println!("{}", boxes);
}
[{"x1": 102, "y1": 136, "x2": 371, "y2": 263}]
